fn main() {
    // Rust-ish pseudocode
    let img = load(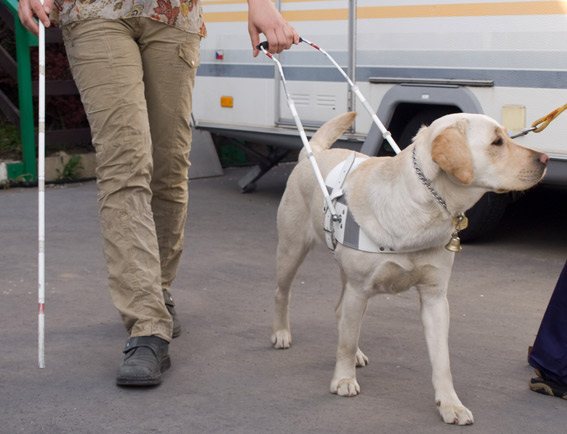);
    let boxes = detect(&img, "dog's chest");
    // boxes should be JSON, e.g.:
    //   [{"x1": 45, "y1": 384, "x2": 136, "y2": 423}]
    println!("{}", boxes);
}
[
  {"x1": 381, "y1": 264, "x2": 433, "y2": 294},
  {"x1": 338, "y1": 250, "x2": 446, "y2": 295},
  {"x1": 374, "y1": 262, "x2": 439, "y2": 294}
]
